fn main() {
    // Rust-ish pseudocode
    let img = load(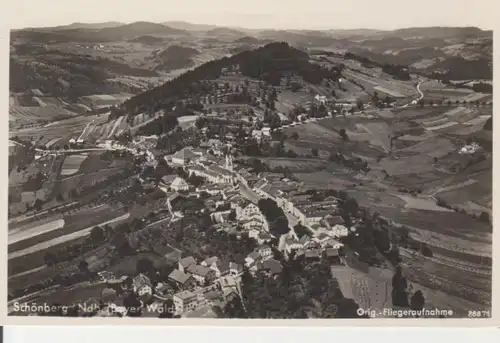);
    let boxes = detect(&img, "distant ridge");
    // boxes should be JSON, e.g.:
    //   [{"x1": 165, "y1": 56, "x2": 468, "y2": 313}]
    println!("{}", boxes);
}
[
  {"x1": 162, "y1": 21, "x2": 220, "y2": 31},
  {"x1": 12, "y1": 21, "x2": 190, "y2": 43},
  {"x1": 22, "y1": 21, "x2": 125, "y2": 31}
]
